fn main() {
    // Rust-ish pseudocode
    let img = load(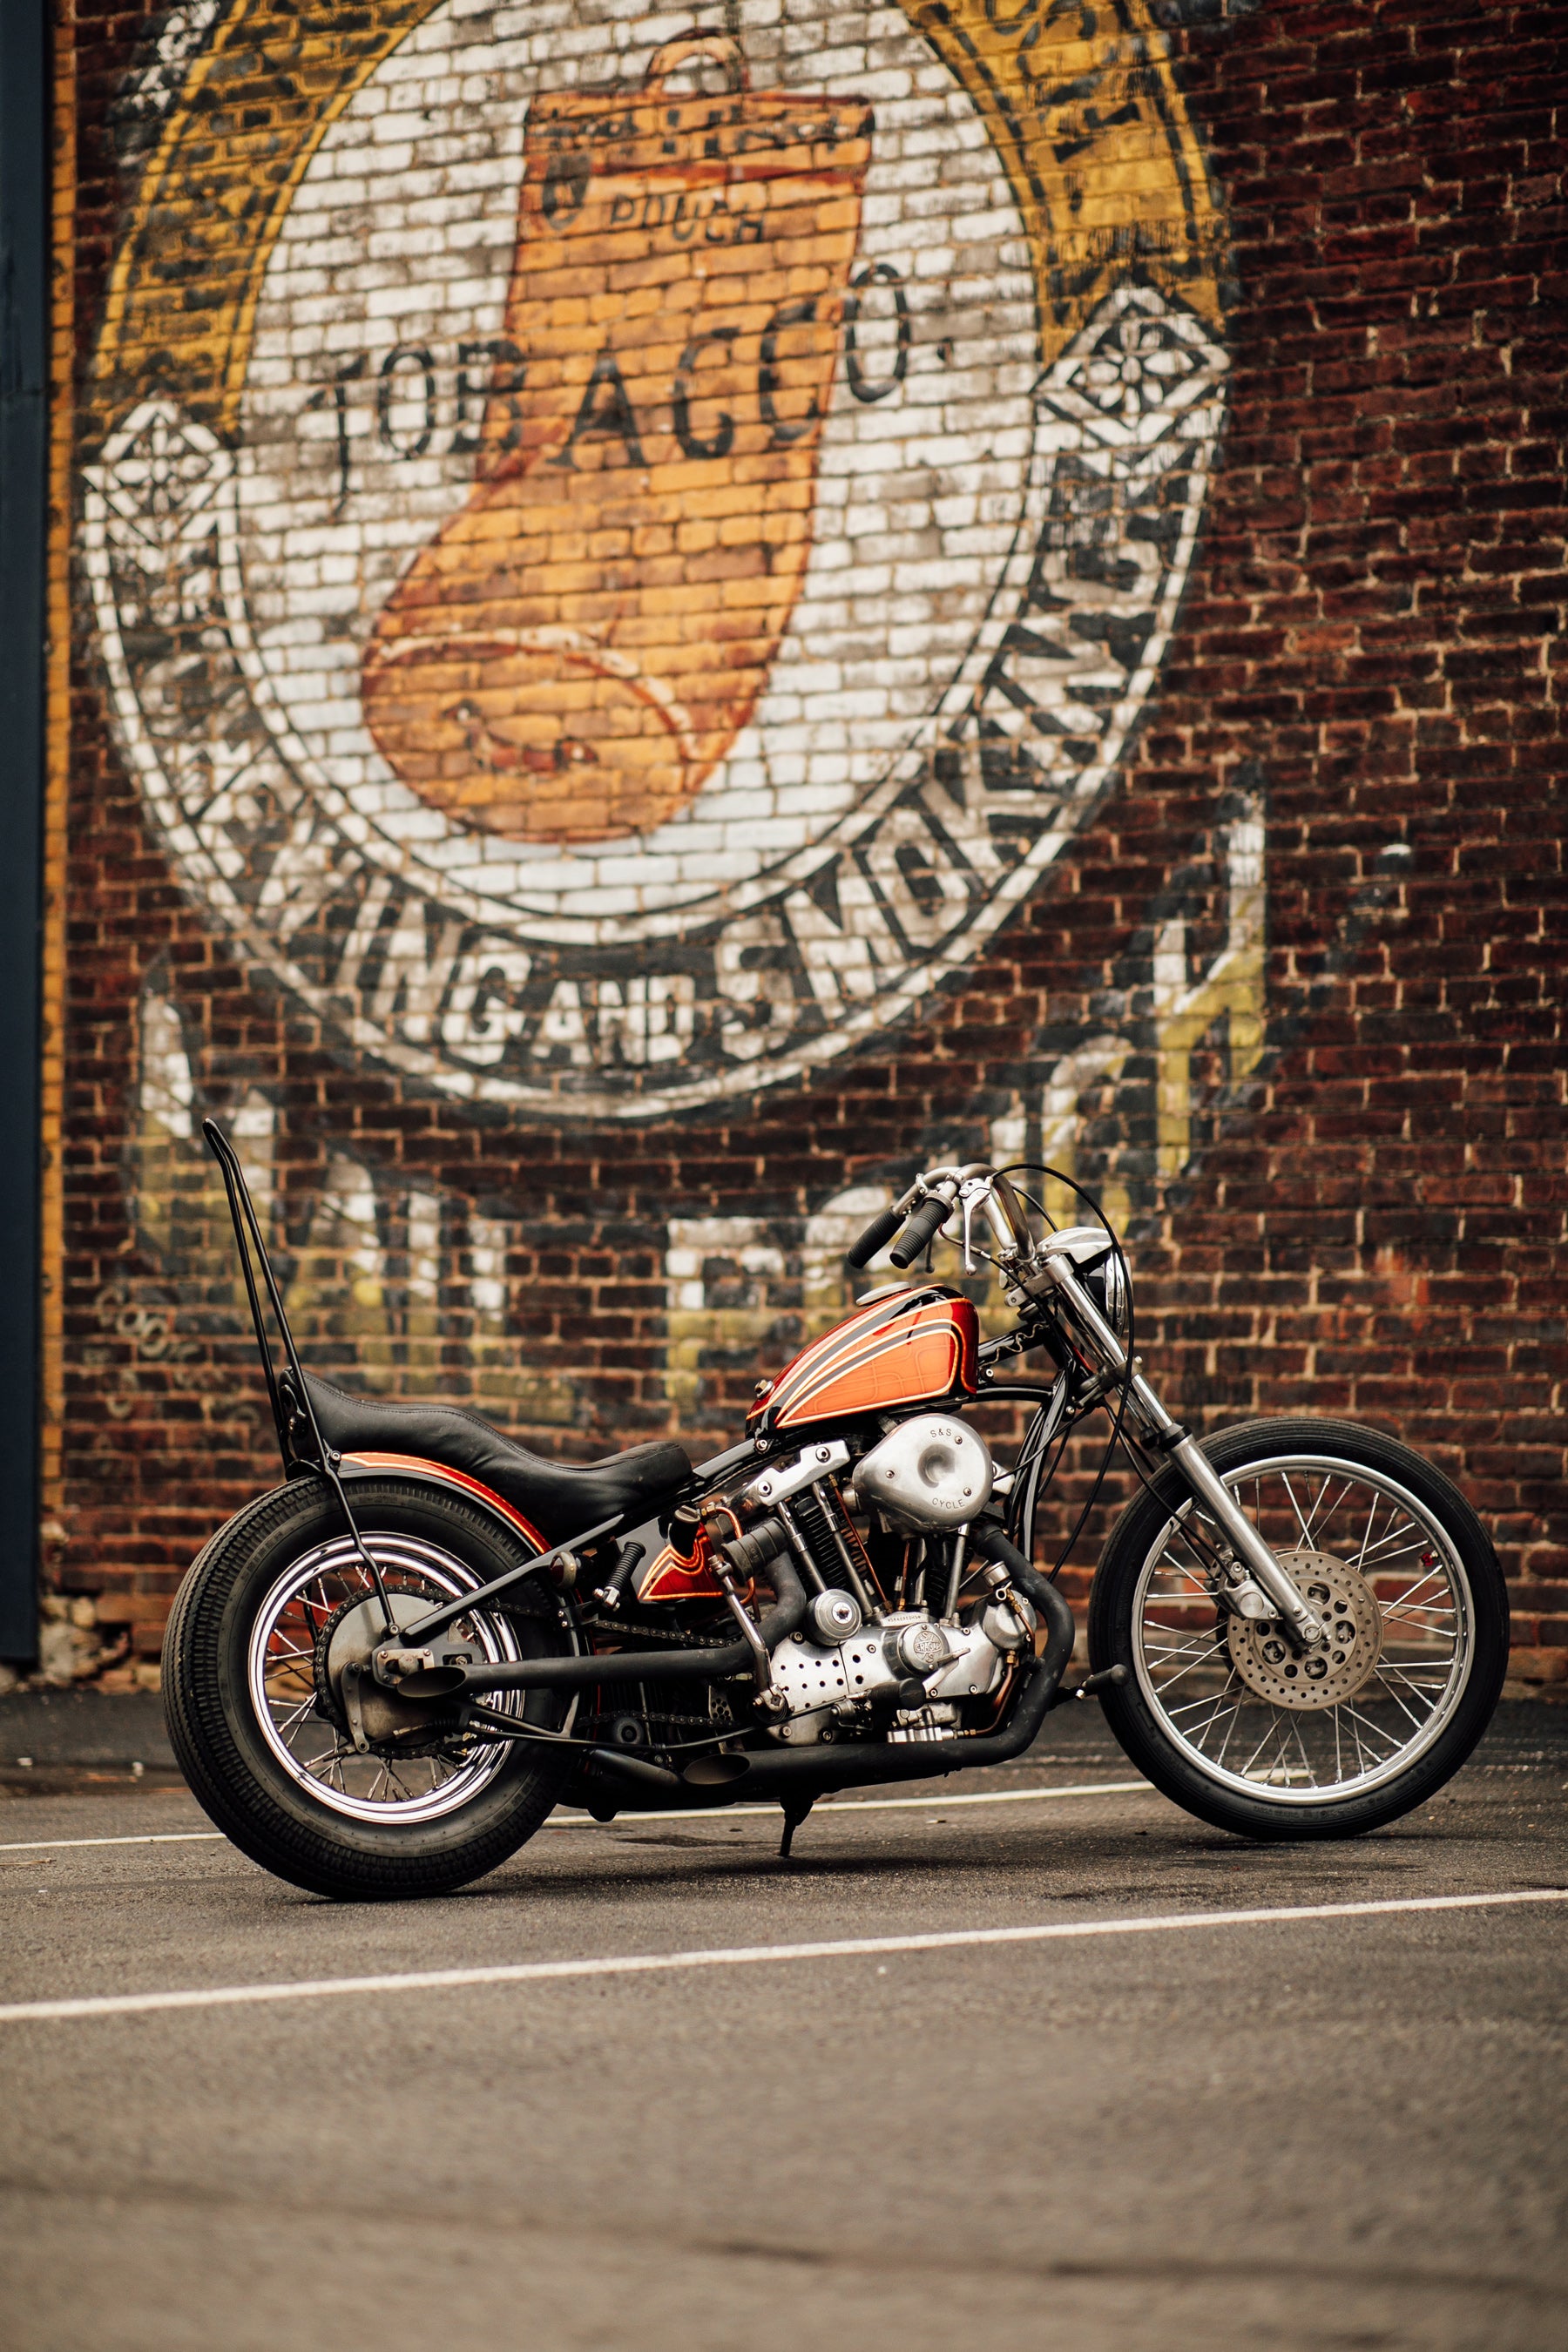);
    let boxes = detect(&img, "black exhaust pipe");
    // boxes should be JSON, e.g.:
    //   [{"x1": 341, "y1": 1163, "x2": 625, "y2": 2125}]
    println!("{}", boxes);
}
[
  {"x1": 440, "y1": 1519, "x2": 807, "y2": 1697},
  {"x1": 580, "y1": 1526, "x2": 1078, "y2": 1815}
]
